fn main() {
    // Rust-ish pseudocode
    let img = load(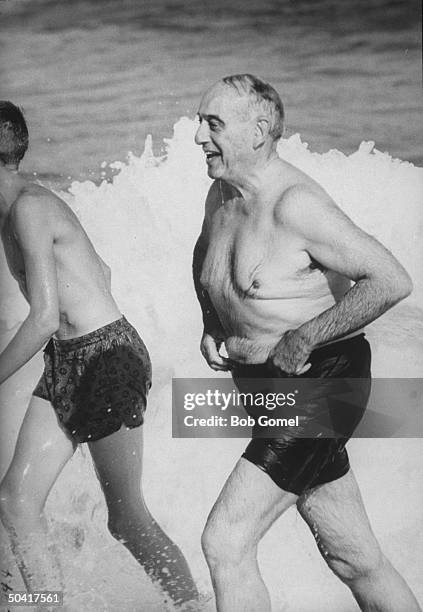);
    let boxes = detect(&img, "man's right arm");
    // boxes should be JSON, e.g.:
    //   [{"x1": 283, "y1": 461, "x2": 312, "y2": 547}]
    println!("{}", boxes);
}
[
  {"x1": 193, "y1": 182, "x2": 231, "y2": 371},
  {"x1": 192, "y1": 235, "x2": 223, "y2": 335}
]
